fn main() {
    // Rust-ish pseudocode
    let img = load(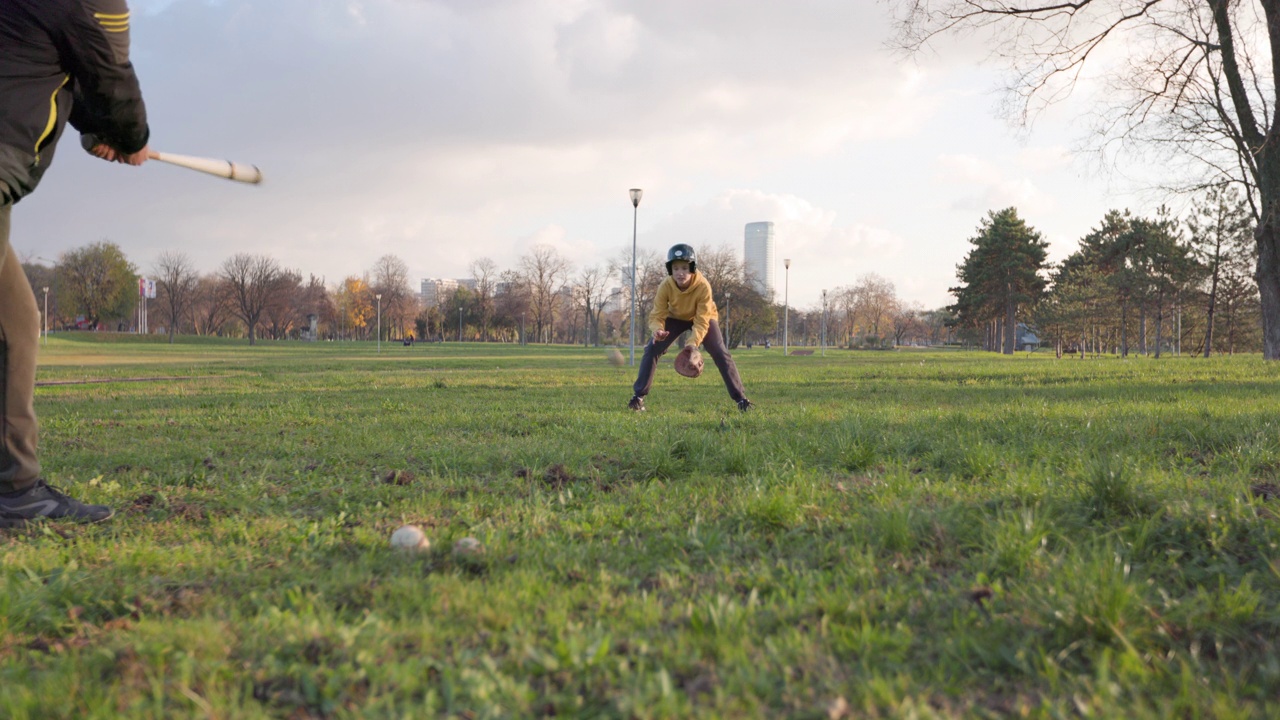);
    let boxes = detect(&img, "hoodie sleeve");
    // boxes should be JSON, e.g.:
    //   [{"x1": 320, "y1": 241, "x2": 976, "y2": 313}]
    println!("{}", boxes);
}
[
  {"x1": 60, "y1": 0, "x2": 149, "y2": 153},
  {"x1": 648, "y1": 279, "x2": 672, "y2": 335}
]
